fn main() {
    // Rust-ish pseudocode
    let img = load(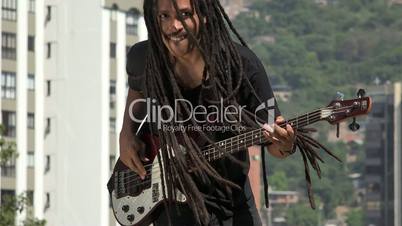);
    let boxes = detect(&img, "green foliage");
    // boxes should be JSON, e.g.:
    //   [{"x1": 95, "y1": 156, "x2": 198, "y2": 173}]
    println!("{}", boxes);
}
[
  {"x1": 270, "y1": 171, "x2": 289, "y2": 191},
  {"x1": 346, "y1": 208, "x2": 364, "y2": 226},
  {"x1": 0, "y1": 193, "x2": 47, "y2": 226},
  {"x1": 0, "y1": 195, "x2": 21, "y2": 226},
  {"x1": 0, "y1": 125, "x2": 17, "y2": 166},
  {"x1": 0, "y1": 124, "x2": 46, "y2": 226},
  {"x1": 266, "y1": 130, "x2": 356, "y2": 217},
  {"x1": 234, "y1": 0, "x2": 402, "y2": 97},
  {"x1": 286, "y1": 203, "x2": 320, "y2": 226}
]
